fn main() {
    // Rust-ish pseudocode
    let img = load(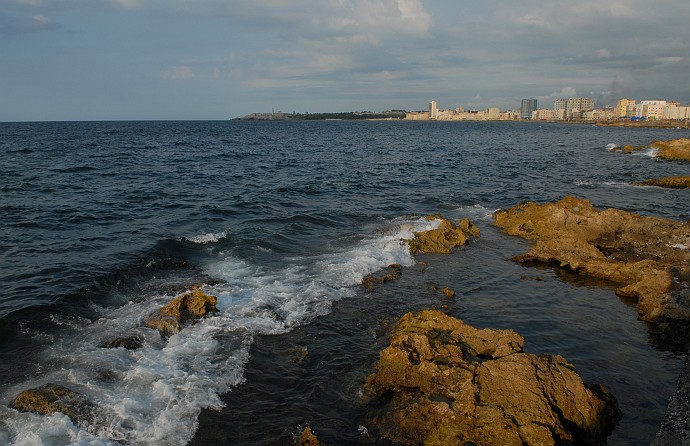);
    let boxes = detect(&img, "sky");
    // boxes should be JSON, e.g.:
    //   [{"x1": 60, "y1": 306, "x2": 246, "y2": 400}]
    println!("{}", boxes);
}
[{"x1": 1, "y1": 0, "x2": 689, "y2": 121}]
